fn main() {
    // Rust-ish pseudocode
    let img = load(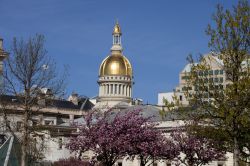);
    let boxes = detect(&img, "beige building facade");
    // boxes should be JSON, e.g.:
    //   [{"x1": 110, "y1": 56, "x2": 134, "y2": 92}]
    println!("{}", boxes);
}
[
  {"x1": 0, "y1": 37, "x2": 8, "y2": 84},
  {"x1": 175, "y1": 53, "x2": 228, "y2": 106},
  {"x1": 159, "y1": 53, "x2": 236, "y2": 106}
]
